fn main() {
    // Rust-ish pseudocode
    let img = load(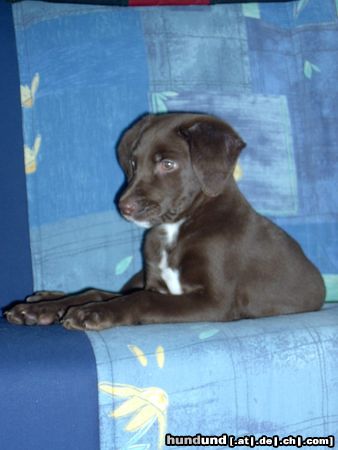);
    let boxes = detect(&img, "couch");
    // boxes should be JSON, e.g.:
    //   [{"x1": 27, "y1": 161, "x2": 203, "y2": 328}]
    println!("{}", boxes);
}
[{"x1": 0, "y1": 0, "x2": 337, "y2": 449}]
